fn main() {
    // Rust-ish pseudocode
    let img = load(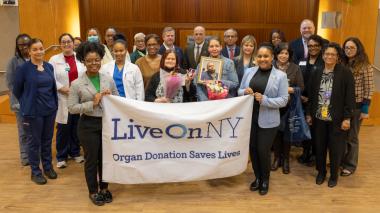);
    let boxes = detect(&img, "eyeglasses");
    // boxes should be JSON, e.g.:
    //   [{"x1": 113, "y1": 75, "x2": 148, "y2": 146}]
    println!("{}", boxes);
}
[
  {"x1": 84, "y1": 58, "x2": 101, "y2": 65},
  {"x1": 17, "y1": 43, "x2": 28, "y2": 47},
  {"x1": 224, "y1": 35, "x2": 236, "y2": 38},
  {"x1": 344, "y1": 46, "x2": 357, "y2": 51},
  {"x1": 307, "y1": 44, "x2": 320, "y2": 48},
  {"x1": 324, "y1": 53, "x2": 337, "y2": 57},
  {"x1": 61, "y1": 40, "x2": 73, "y2": 45}
]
